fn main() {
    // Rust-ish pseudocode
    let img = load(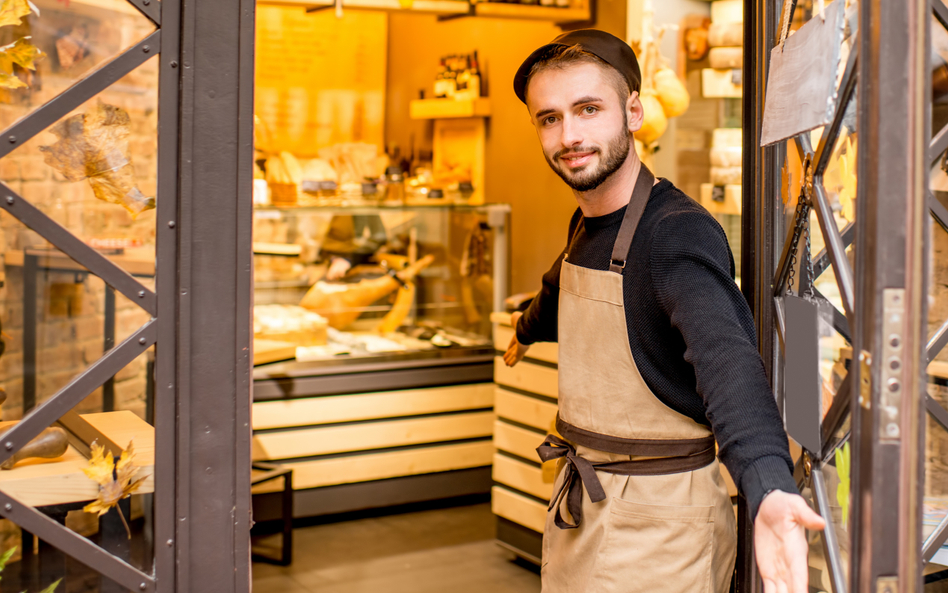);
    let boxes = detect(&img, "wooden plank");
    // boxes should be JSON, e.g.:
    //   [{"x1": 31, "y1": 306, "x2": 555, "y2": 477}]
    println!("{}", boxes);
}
[
  {"x1": 492, "y1": 485, "x2": 547, "y2": 534},
  {"x1": 493, "y1": 453, "x2": 552, "y2": 501},
  {"x1": 260, "y1": 0, "x2": 471, "y2": 15},
  {"x1": 493, "y1": 325, "x2": 558, "y2": 365},
  {"x1": 252, "y1": 441, "x2": 494, "y2": 493},
  {"x1": 494, "y1": 357, "x2": 558, "y2": 399},
  {"x1": 252, "y1": 383, "x2": 494, "y2": 430},
  {"x1": 494, "y1": 387, "x2": 558, "y2": 432},
  {"x1": 410, "y1": 98, "x2": 491, "y2": 119},
  {"x1": 493, "y1": 420, "x2": 544, "y2": 462},
  {"x1": 252, "y1": 411, "x2": 494, "y2": 461},
  {"x1": 473, "y1": 2, "x2": 590, "y2": 24},
  {"x1": 253, "y1": 339, "x2": 296, "y2": 366},
  {"x1": 0, "y1": 412, "x2": 154, "y2": 507}
]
